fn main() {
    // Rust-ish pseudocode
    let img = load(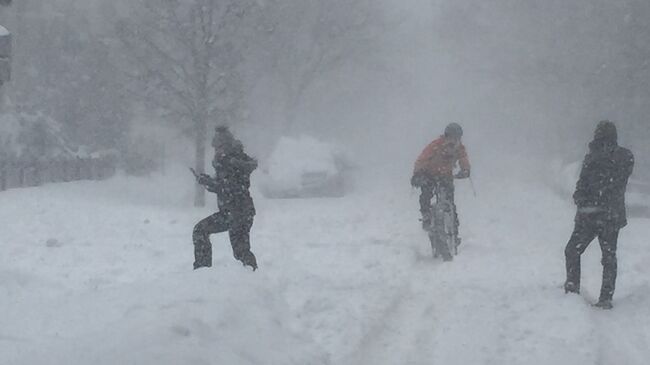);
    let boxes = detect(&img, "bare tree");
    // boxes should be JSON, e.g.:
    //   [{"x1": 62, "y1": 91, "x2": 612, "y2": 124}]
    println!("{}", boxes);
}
[
  {"x1": 0, "y1": 0, "x2": 130, "y2": 153},
  {"x1": 118, "y1": 0, "x2": 263, "y2": 206},
  {"x1": 264, "y1": 0, "x2": 383, "y2": 131}
]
